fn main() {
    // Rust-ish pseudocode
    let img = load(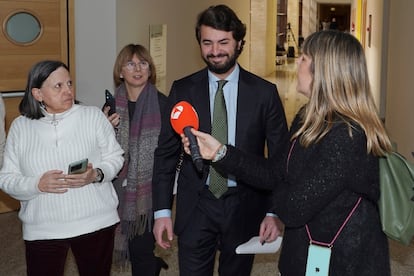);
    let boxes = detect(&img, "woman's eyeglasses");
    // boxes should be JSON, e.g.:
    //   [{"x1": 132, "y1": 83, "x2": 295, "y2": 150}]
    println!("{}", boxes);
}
[{"x1": 124, "y1": 61, "x2": 149, "y2": 71}]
